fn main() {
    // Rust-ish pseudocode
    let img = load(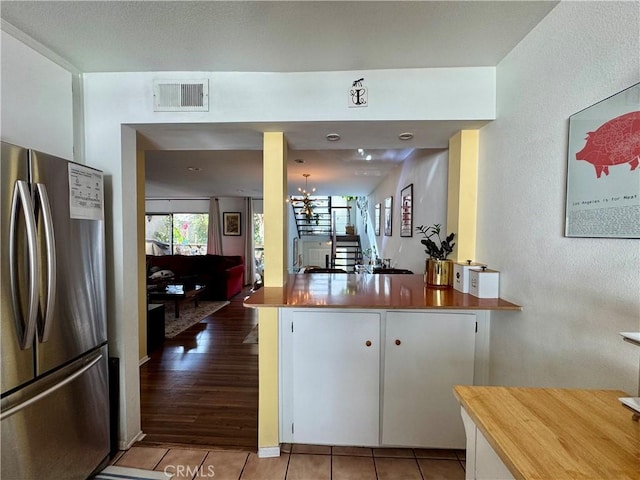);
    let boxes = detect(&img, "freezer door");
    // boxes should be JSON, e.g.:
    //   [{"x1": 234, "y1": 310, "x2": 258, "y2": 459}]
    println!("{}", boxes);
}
[
  {"x1": 1, "y1": 142, "x2": 37, "y2": 394},
  {"x1": 1, "y1": 345, "x2": 110, "y2": 480},
  {"x1": 30, "y1": 150, "x2": 107, "y2": 375}
]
